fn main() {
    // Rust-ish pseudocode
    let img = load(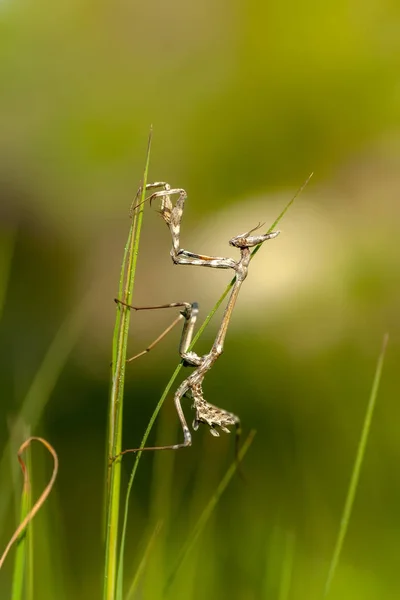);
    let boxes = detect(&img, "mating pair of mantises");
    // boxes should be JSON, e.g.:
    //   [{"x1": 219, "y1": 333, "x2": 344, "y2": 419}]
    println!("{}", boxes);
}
[{"x1": 114, "y1": 182, "x2": 279, "y2": 460}]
